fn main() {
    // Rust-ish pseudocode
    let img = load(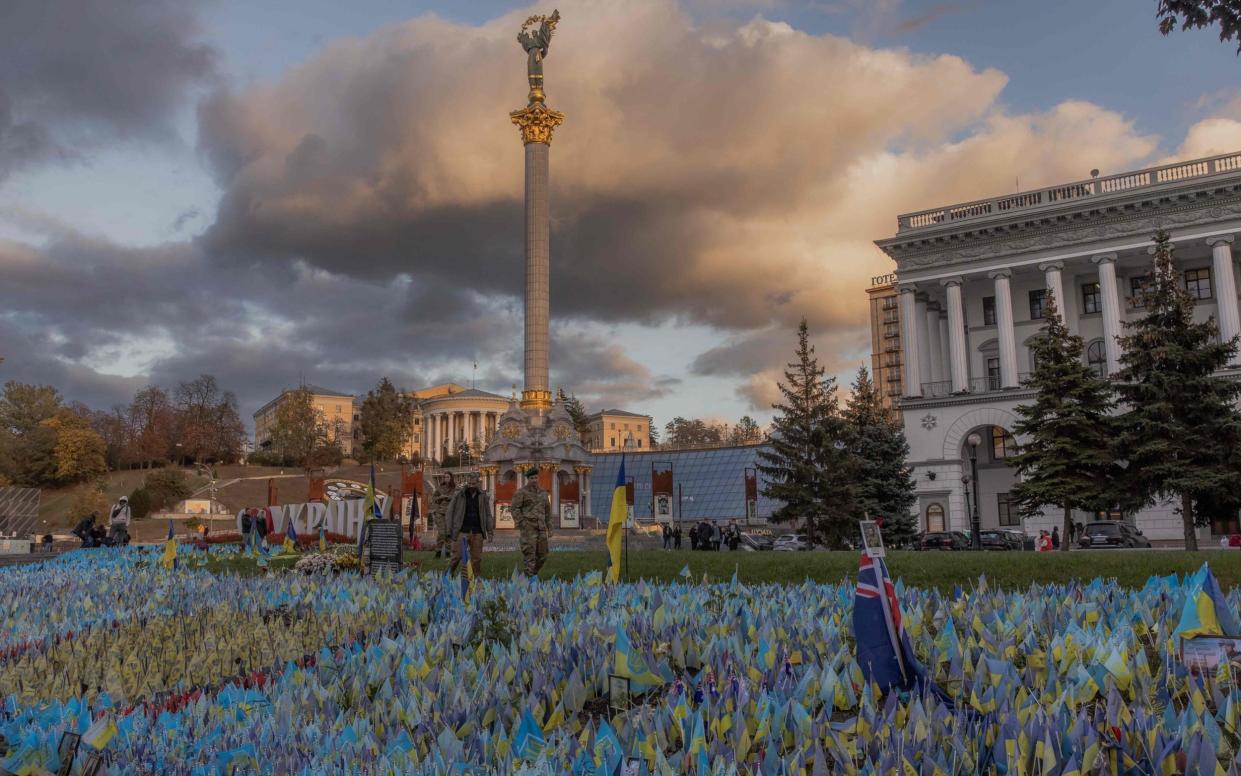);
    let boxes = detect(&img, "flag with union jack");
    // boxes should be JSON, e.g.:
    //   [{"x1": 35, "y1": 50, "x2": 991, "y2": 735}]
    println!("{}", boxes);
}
[{"x1": 852, "y1": 552, "x2": 950, "y2": 703}]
